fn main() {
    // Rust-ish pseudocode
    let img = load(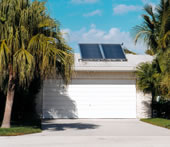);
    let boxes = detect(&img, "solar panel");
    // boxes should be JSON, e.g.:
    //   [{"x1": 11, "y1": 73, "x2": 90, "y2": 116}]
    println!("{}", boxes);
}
[
  {"x1": 79, "y1": 44, "x2": 103, "y2": 59},
  {"x1": 101, "y1": 44, "x2": 126, "y2": 60}
]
